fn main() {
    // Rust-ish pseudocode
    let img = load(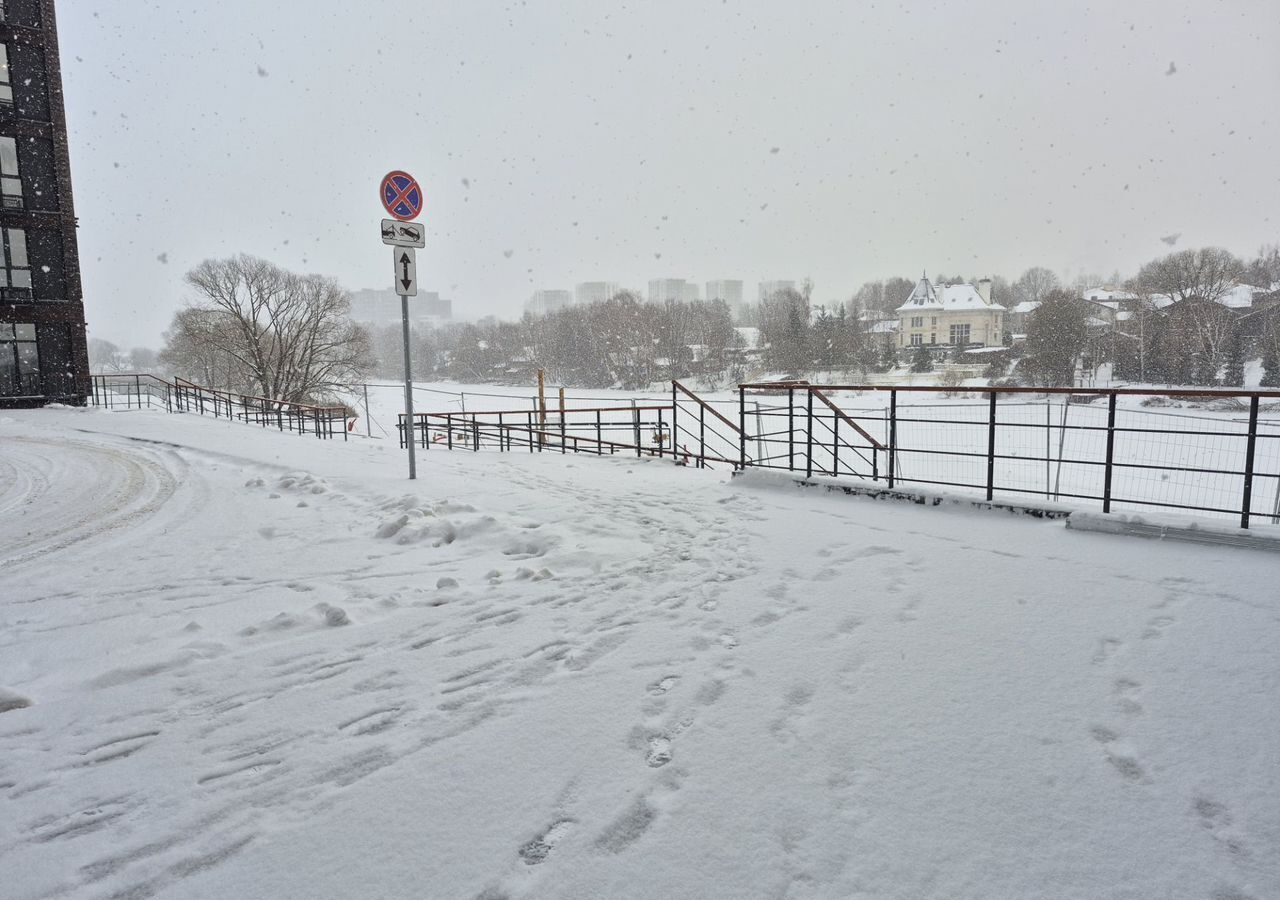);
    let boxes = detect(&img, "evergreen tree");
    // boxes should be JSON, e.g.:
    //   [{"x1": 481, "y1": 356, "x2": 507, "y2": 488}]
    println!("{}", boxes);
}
[
  {"x1": 1222, "y1": 327, "x2": 1245, "y2": 387},
  {"x1": 910, "y1": 344, "x2": 934, "y2": 373},
  {"x1": 1262, "y1": 344, "x2": 1280, "y2": 388}
]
